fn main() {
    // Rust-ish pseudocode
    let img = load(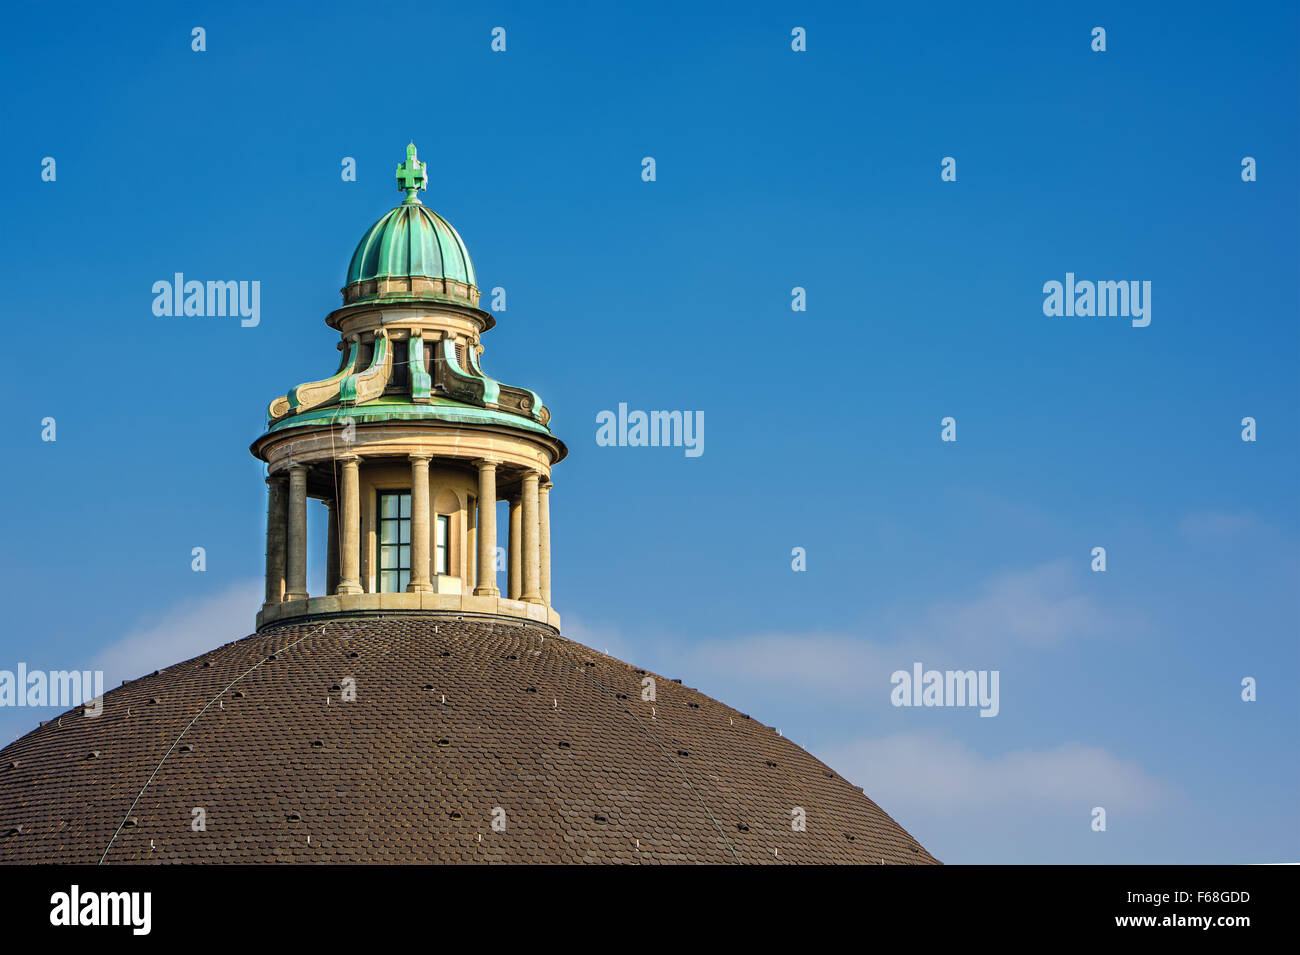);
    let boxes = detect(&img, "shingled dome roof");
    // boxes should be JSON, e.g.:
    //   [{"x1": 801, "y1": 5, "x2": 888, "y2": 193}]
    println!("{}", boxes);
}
[{"x1": 0, "y1": 615, "x2": 937, "y2": 864}]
